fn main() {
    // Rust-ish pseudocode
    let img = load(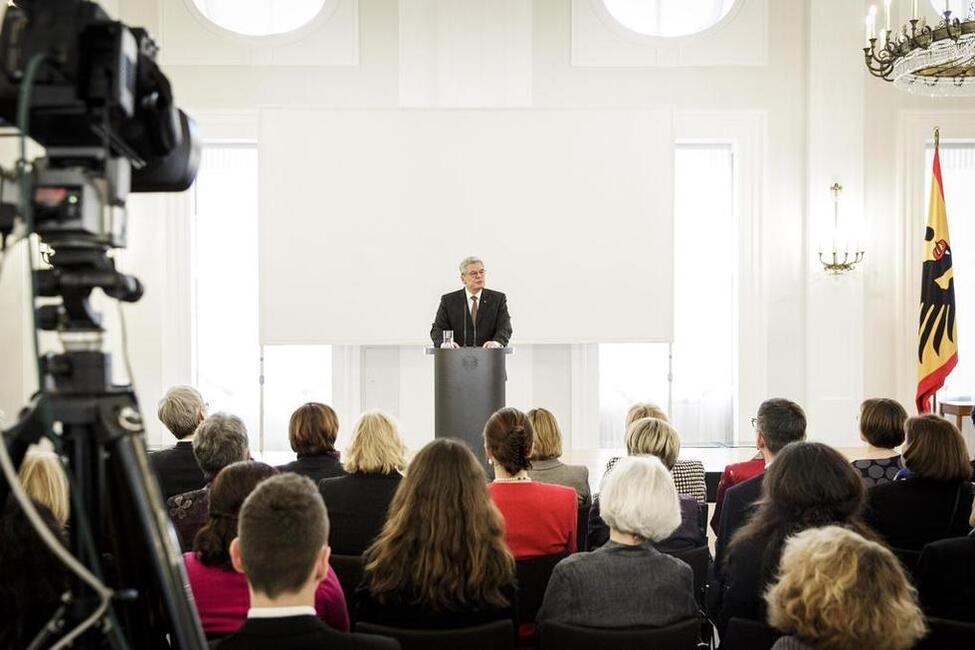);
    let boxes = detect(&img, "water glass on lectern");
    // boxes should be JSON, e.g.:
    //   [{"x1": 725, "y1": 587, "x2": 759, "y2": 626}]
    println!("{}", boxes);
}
[{"x1": 443, "y1": 330, "x2": 454, "y2": 347}]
